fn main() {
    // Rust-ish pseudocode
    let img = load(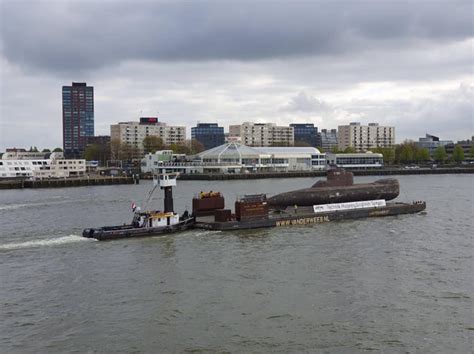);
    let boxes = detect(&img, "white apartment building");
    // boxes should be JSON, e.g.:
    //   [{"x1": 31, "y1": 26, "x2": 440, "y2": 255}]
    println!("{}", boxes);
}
[
  {"x1": 229, "y1": 122, "x2": 294, "y2": 147},
  {"x1": 110, "y1": 120, "x2": 186, "y2": 151},
  {"x1": 0, "y1": 153, "x2": 85, "y2": 178},
  {"x1": 338, "y1": 122, "x2": 395, "y2": 152}
]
